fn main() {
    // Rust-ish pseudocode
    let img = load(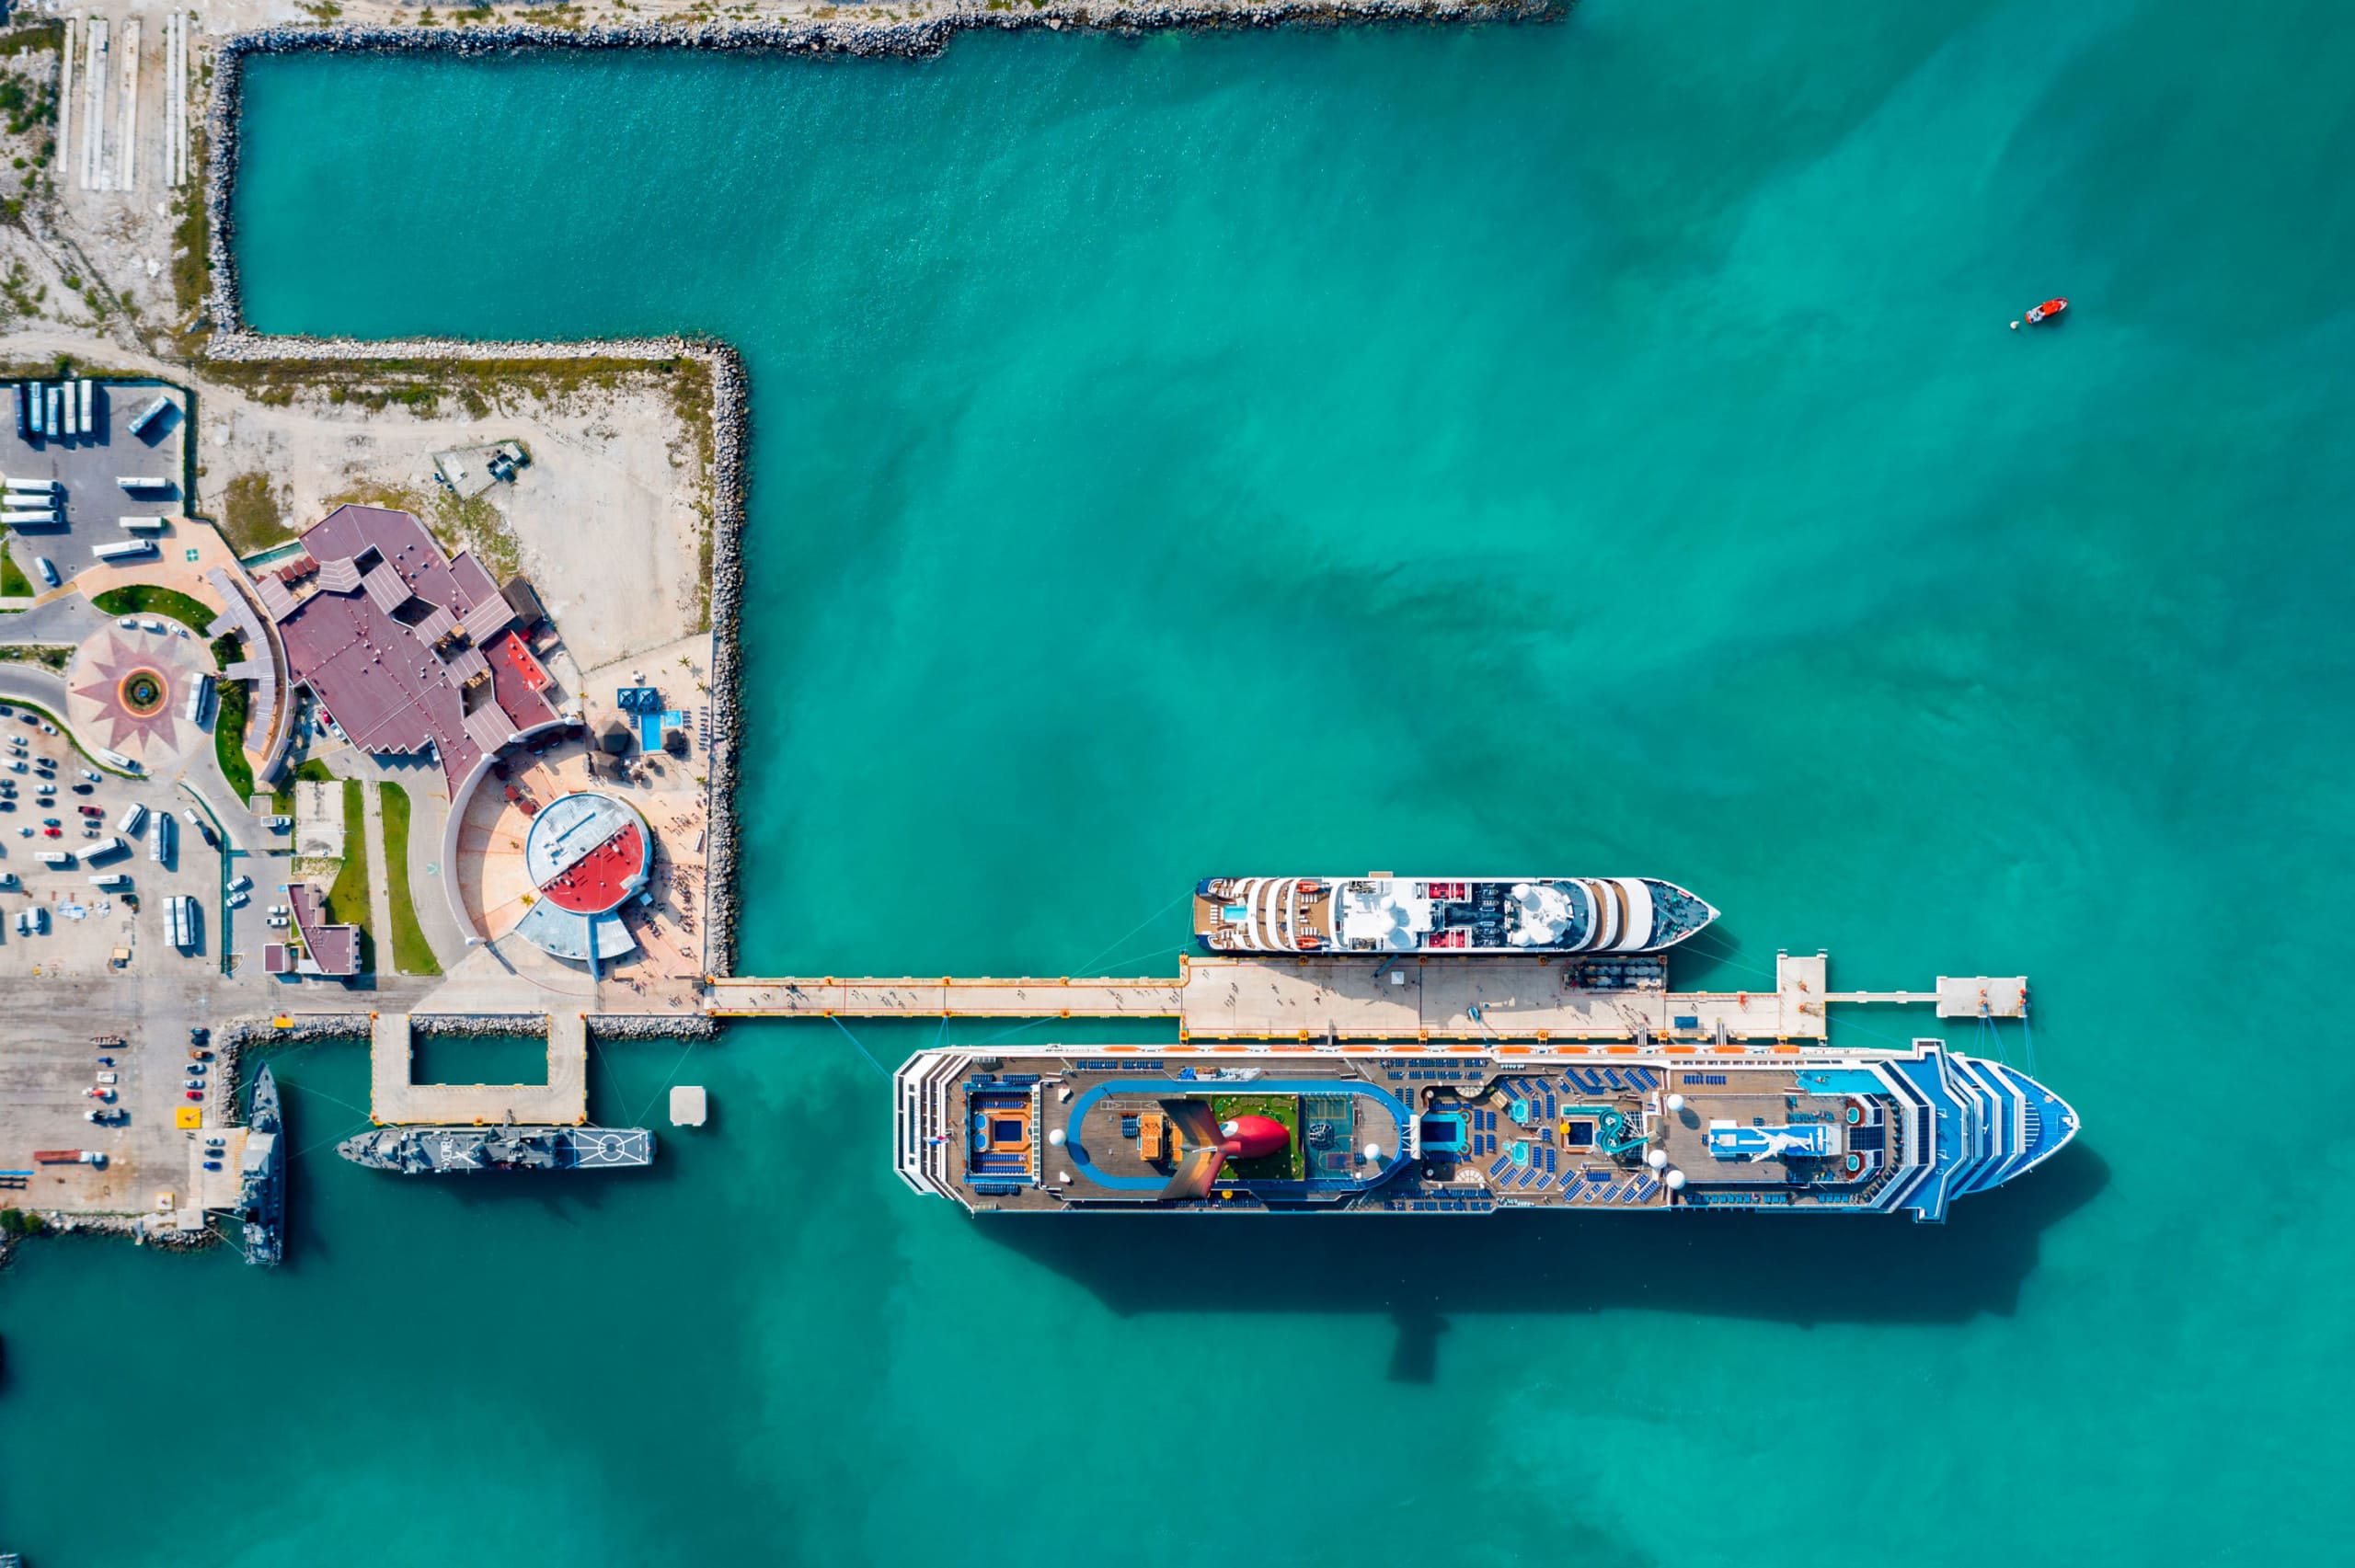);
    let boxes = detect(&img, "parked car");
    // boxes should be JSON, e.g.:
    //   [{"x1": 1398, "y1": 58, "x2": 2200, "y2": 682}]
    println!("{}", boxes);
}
[
  {"x1": 188, "y1": 1061, "x2": 206, "y2": 1075},
  {"x1": 183, "y1": 1089, "x2": 203, "y2": 1101}
]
